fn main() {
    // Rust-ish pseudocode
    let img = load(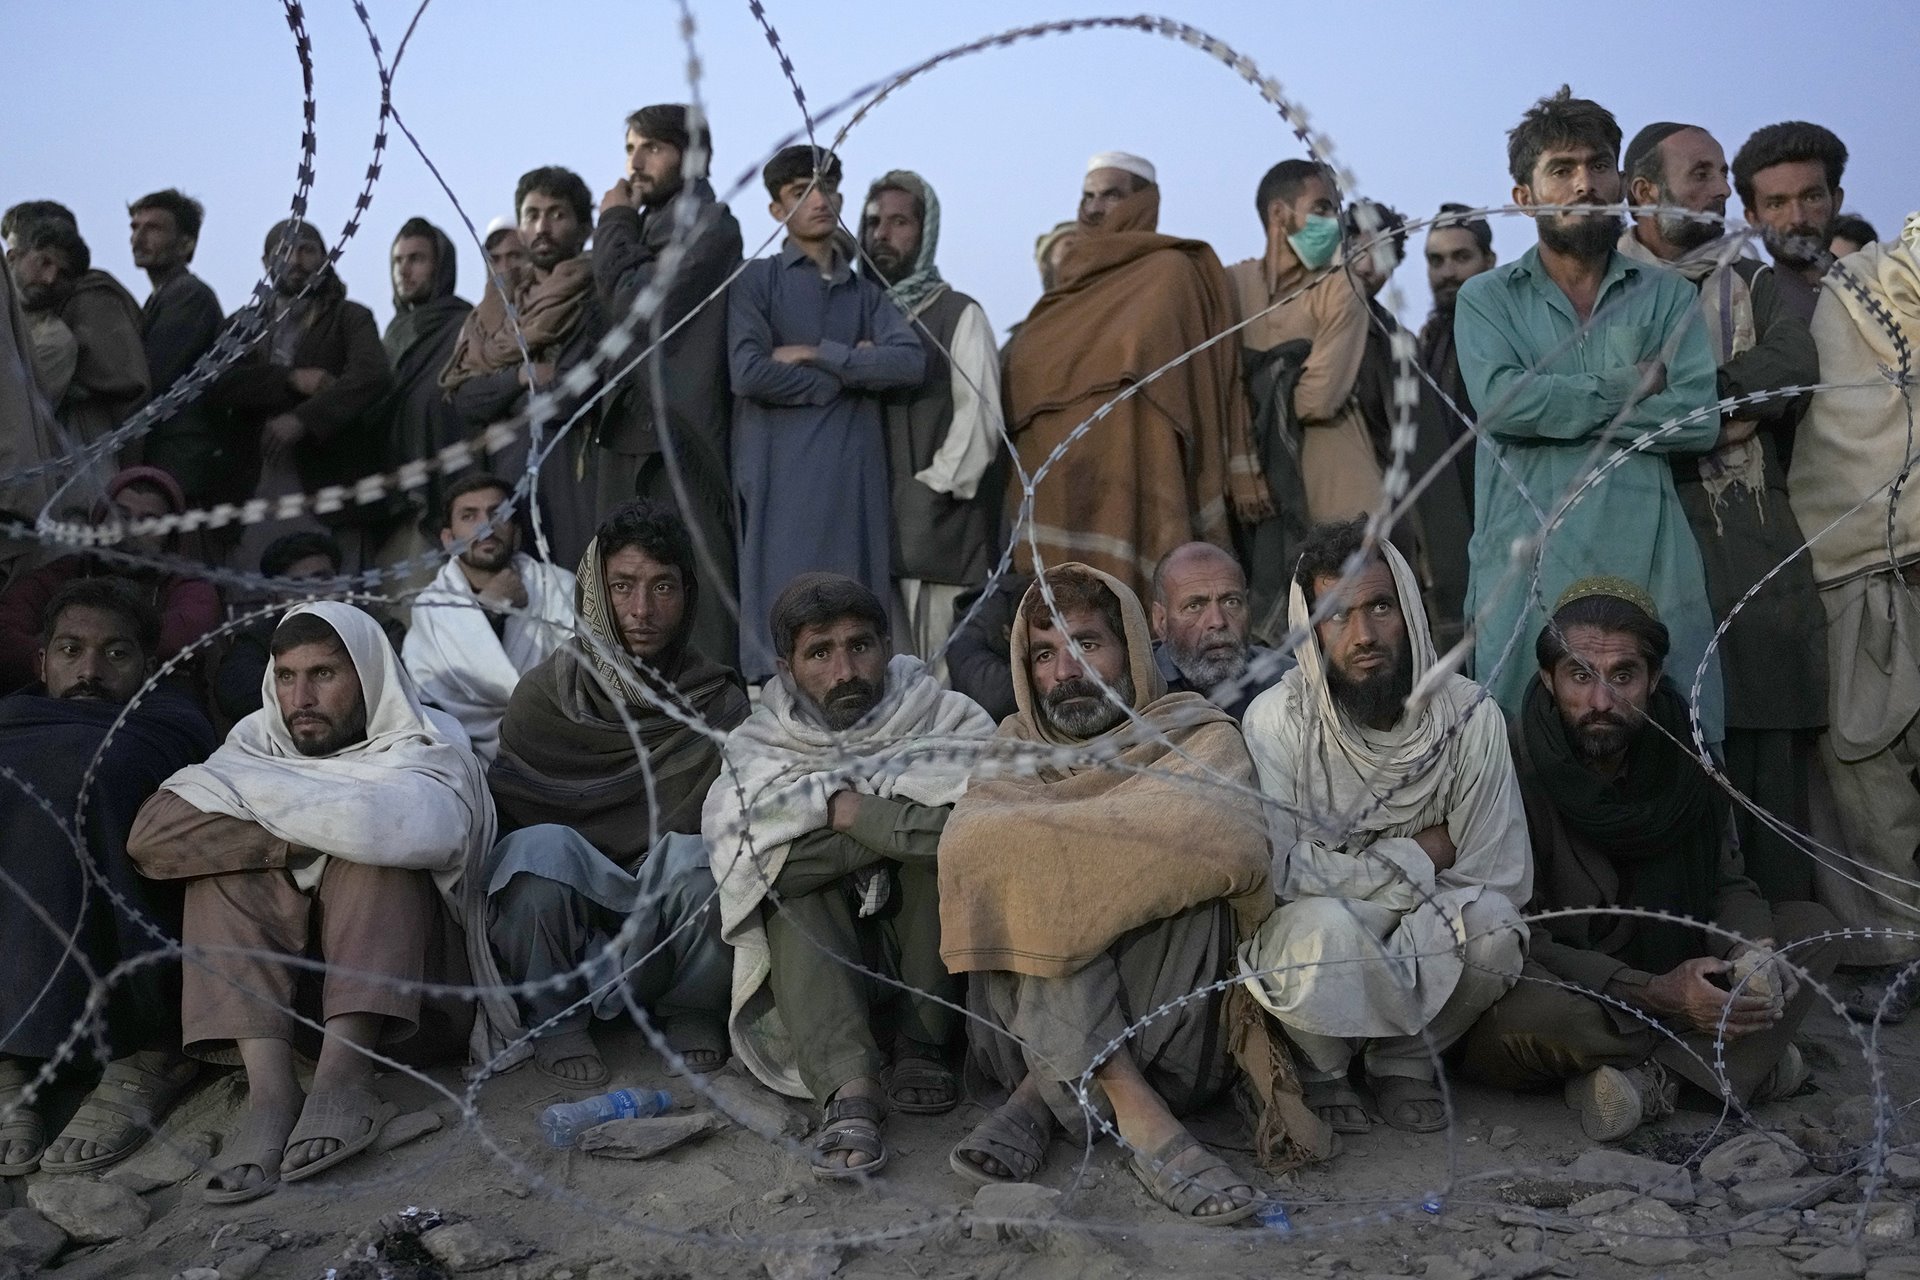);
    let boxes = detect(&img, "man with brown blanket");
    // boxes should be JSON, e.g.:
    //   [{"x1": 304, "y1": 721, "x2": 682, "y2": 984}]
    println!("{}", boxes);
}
[
  {"x1": 940, "y1": 564, "x2": 1271, "y2": 1226},
  {"x1": 442, "y1": 166, "x2": 606, "y2": 568},
  {"x1": 469, "y1": 500, "x2": 749, "y2": 1087},
  {"x1": 1002, "y1": 153, "x2": 1269, "y2": 602}
]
